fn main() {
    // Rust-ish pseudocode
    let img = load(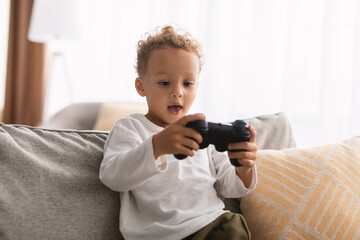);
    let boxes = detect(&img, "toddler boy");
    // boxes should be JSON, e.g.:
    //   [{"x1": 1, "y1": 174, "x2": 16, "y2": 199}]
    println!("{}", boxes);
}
[{"x1": 99, "y1": 25, "x2": 258, "y2": 240}]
